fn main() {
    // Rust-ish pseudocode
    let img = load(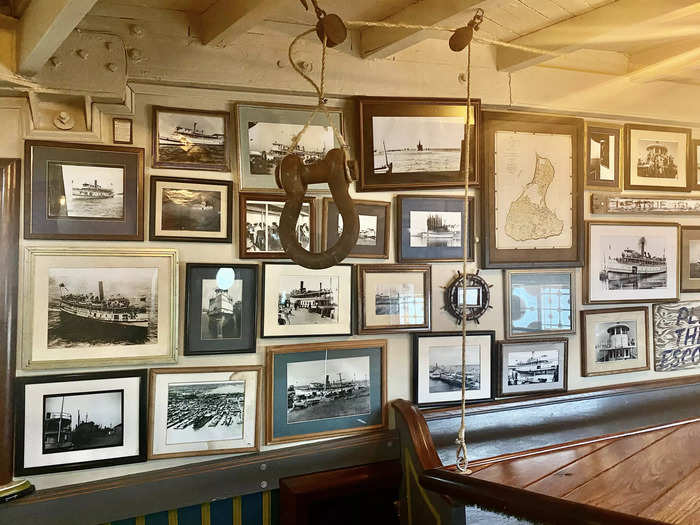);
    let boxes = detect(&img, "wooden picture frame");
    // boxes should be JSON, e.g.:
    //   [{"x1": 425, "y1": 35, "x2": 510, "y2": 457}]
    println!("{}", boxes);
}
[
  {"x1": 148, "y1": 176, "x2": 233, "y2": 243},
  {"x1": 24, "y1": 140, "x2": 144, "y2": 241},
  {"x1": 239, "y1": 192, "x2": 316, "y2": 259},
  {"x1": 481, "y1": 111, "x2": 584, "y2": 269},
  {"x1": 321, "y1": 197, "x2": 390, "y2": 259},
  {"x1": 395, "y1": 194, "x2": 474, "y2": 263},
  {"x1": 357, "y1": 264, "x2": 431, "y2": 334},
  {"x1": 152, "y1": 106, "x2": 230, "y2": 172},
  {"x1": 357, "y1": 97, "x2": 481, "y2": 191},
  {"x1": 681, "y1": 226, "x2": 700, "y2": 292},
  {"x1": 148, "y1": 366, "x2": 262, "y2": 459},
  {"x1": 624, "y1": 123, "x2": 691, "y2": 192},
  {"x1": 265, "y1": 339, "x2": 387, "y2": 445},
  {"x1": 693, "y1": 139, "x2": 700, "y2": 190},
  {"x1": 580, "y1": 307, "x2": 650, "y2": 377},
  {"x1": 112, "y1": 117, "x2": 133, "y2": 145},
  {"x1": 497, "y1": 338, "x2": 568, "y2": 397},
  {"x1": 585, "y1": 123, "x2": 621, "y2": 190}
]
